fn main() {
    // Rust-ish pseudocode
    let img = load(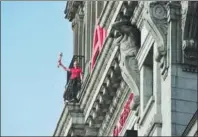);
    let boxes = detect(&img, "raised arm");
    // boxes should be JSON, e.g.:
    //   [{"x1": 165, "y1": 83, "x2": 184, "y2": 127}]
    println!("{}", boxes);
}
[{"x1": 59, "y1": 61, "x2": 70, "y2": 72}]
